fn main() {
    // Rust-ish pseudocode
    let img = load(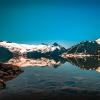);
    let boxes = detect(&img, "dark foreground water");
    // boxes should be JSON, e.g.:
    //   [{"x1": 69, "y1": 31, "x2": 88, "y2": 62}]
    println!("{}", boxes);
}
[{"x1": 0, "y1": 57, "x2": 100, "y2": 100}]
